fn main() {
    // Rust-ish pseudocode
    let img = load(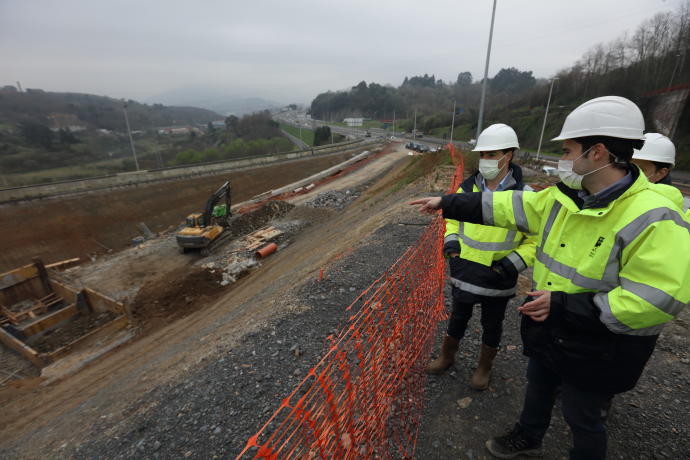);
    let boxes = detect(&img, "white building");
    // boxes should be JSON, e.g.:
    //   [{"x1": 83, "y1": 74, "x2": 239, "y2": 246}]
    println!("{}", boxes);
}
[{"x1": 343, "y1": 117, "x2": 363, "y2": 127}]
